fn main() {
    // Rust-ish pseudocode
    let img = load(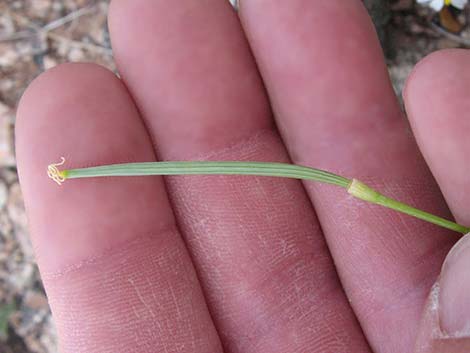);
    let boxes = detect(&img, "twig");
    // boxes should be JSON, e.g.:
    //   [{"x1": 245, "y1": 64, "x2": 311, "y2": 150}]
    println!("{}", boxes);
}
[
  {"x1": 42, "y1": 6, "x2": 95, "y2": 32},
  {"x1": 47, "y1": 32, "x2": 112, "y2": 56},
  {"x1": 0, "y1": 30, "x2": 35, "y2": 42},
  {"x1": 0, "y1": 5, "x2": 96, "y2": 43}
]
